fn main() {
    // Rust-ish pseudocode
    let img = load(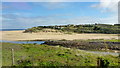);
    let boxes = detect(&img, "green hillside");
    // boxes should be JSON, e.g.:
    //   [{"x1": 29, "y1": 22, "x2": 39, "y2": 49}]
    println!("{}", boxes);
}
[{"x1": 24, "y1": 24, "x2": 120, "y2": 34}]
